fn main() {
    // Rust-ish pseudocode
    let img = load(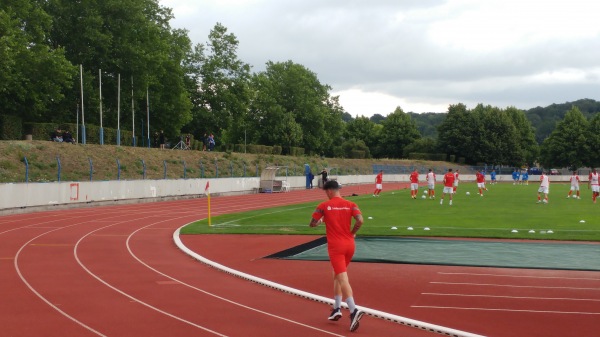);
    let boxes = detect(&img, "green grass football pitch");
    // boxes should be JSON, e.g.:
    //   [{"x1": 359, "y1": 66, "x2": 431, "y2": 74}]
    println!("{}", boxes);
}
[{"x1": 182, "y1": 183, "x2": 600, "y2": 241}]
